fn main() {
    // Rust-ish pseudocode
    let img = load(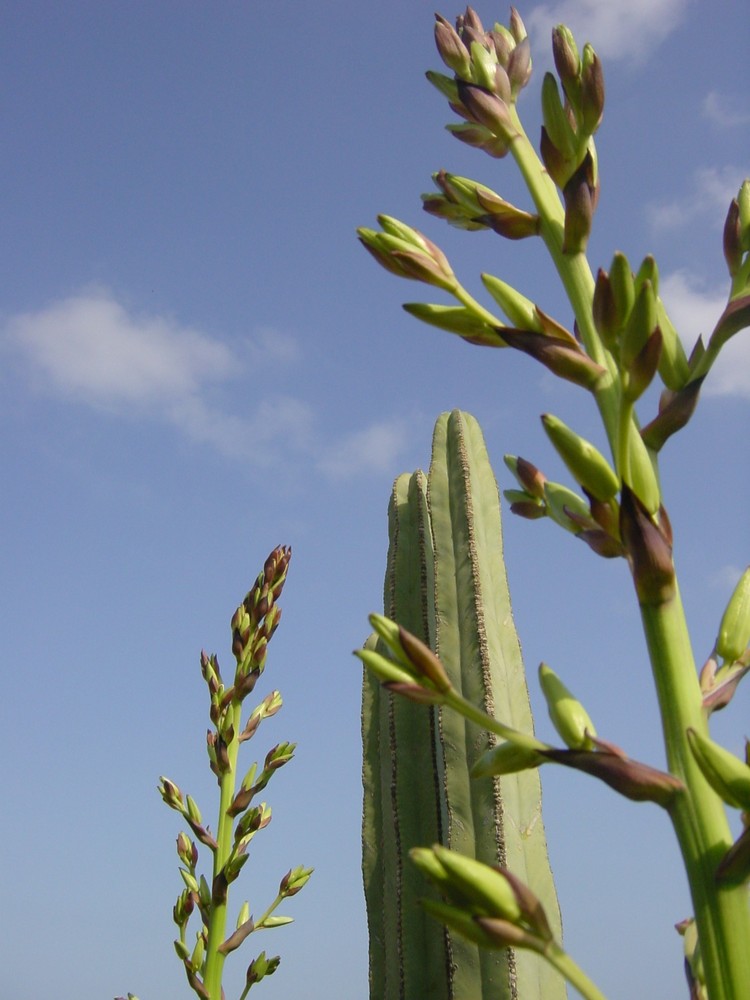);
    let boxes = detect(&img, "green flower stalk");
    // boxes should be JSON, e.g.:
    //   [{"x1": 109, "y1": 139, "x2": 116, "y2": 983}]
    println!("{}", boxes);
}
[
  {"x1": 358, "y1": 7, "x2": 750, "y2": 998},
  {"x1": 158, "y1": 547, "x2": 312, "y2": 1000}
]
